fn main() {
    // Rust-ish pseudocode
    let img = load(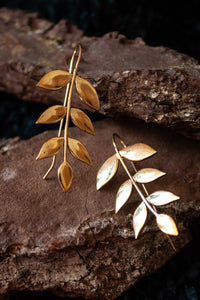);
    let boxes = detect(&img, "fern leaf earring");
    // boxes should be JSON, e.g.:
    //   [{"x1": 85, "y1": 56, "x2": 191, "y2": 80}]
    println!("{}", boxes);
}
[
  {"x1": 96, "y1": 133, "x2": 180, "y2": 250},
  {"x1": 36, "y1": 44, "x2": 100, "y2": 191}
]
